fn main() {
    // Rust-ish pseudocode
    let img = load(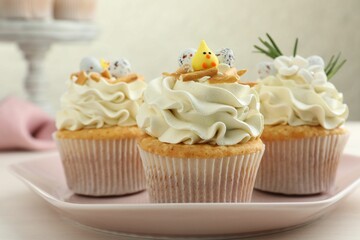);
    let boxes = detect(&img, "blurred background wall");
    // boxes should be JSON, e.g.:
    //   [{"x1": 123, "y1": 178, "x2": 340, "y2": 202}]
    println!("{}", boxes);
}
[{"x1": 0, "y1": 0, "x2": 359, "y2": 119}]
